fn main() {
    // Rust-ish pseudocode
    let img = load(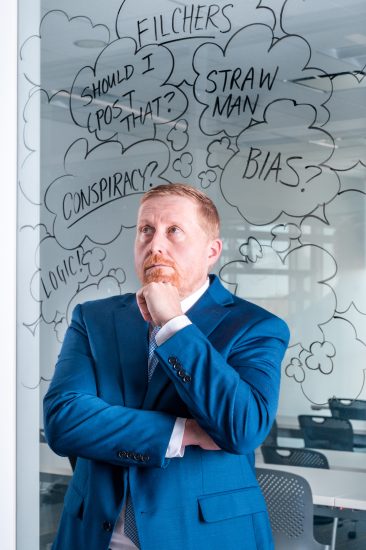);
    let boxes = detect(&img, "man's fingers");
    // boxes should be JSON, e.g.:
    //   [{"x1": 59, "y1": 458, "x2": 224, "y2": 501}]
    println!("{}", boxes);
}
[
  {"x1": 136, "y1": 290, "x2": 153, "y2": 322},
  {"x1": 136, "y1": 282, "x2": 183, "y2": 326}
]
